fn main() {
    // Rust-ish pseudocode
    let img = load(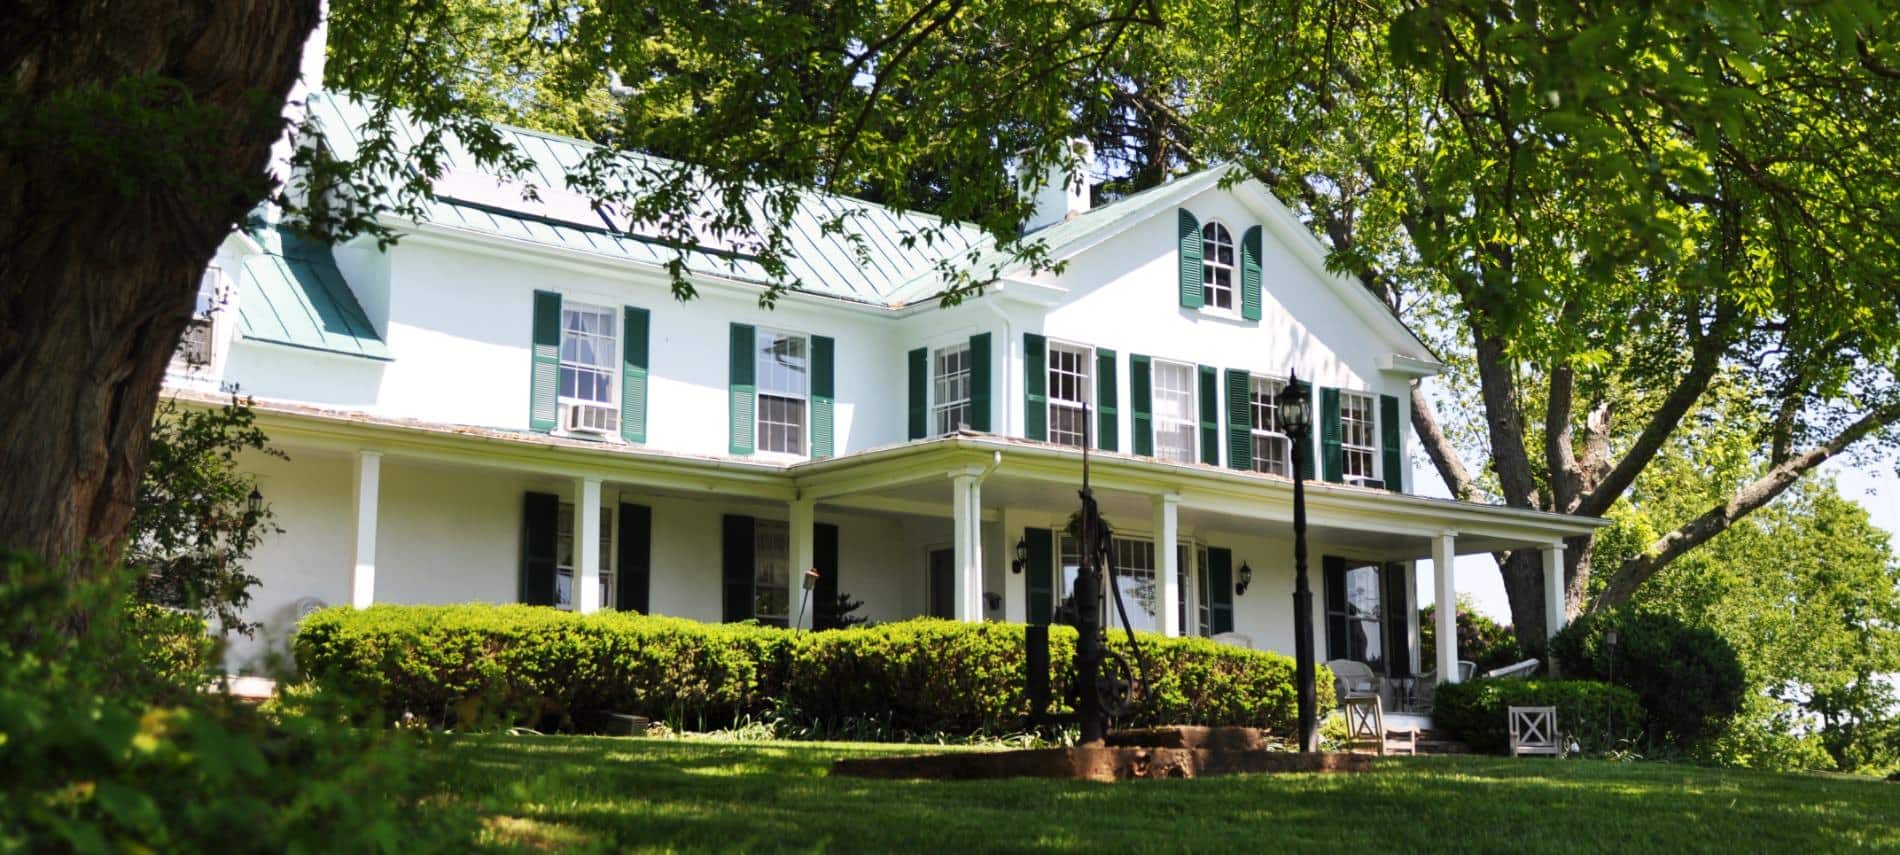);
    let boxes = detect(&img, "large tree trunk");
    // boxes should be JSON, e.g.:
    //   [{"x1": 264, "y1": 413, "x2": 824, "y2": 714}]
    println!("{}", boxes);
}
[{"x1": 0, "y1": 1, "x2": 319, "y2": 581}]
